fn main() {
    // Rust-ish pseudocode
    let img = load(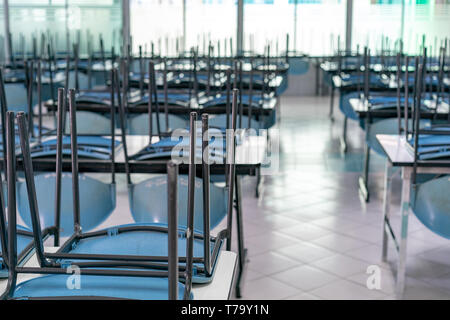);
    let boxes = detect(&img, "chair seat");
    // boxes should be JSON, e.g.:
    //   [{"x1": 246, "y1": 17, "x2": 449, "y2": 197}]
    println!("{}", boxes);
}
[
  {"x1": 29, "y1": 136, "x2": 119, "y2": 160},
  {"x1": 130, "y1": 132, "x2": 225, "y2": 162},
  {"x1": 13, "y1": 274, "x2": 189, "y2": 300},
  {"x1": 64, "y1": 223, "x2": 220, "y2": 283}
]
